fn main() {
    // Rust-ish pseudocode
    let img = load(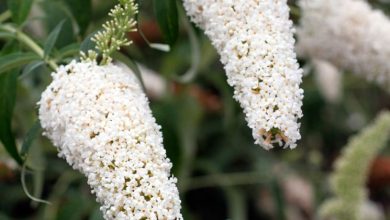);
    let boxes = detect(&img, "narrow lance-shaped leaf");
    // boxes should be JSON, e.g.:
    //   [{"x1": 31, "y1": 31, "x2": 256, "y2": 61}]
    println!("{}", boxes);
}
[
  {"x1": 44, "y1": 20, "x2": 66, "y2": 59},
  {"x1": 0, "y1": 71, "x2": 23, "y2": 165},
  {"x1": 0, "y1": 52, "x2": 40, "y2": 75},
  {"x1": 80, "y1": 31, "x2": 98, "y2": 53},
  {"x1": 21, "y1": 120, "x2": 42, "y2": 157},
  {"x1": 20, "y1": 61, "x2": 45, "y2": 79},
  {"x1": 7, "y1": 0, "x2": 33, "y2": 25},
  {"x1": 153, "y1": 0, "x2": 179, "y2": 45}
]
